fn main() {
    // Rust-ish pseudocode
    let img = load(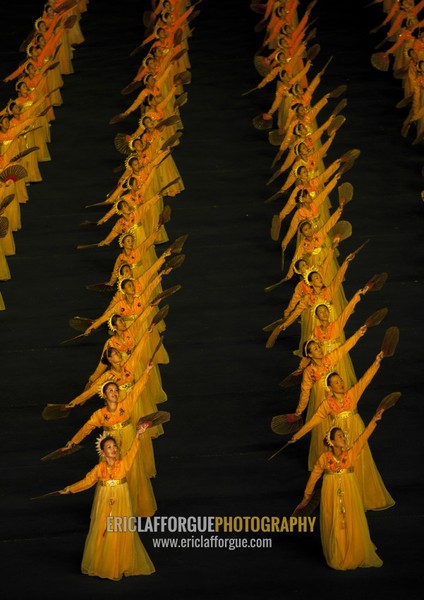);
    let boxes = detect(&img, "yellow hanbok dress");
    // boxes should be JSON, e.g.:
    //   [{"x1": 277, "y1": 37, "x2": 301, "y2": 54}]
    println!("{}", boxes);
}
[
  {"x1": 304, "y1": 420, "x2": 384, "y2": 570},
  {"x1": 67, "y1": 436, "x2": 155, "y2": 580}
]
